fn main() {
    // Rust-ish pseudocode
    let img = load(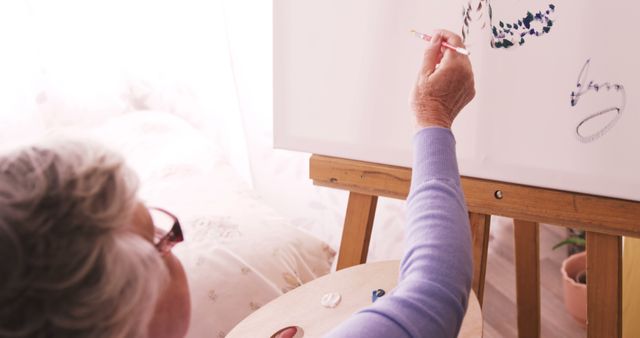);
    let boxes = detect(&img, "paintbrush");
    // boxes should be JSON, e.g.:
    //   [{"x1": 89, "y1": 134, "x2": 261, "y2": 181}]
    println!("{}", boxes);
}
[{"x1": 410, "y1": 30, "x2": 471, "y2": 56}]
